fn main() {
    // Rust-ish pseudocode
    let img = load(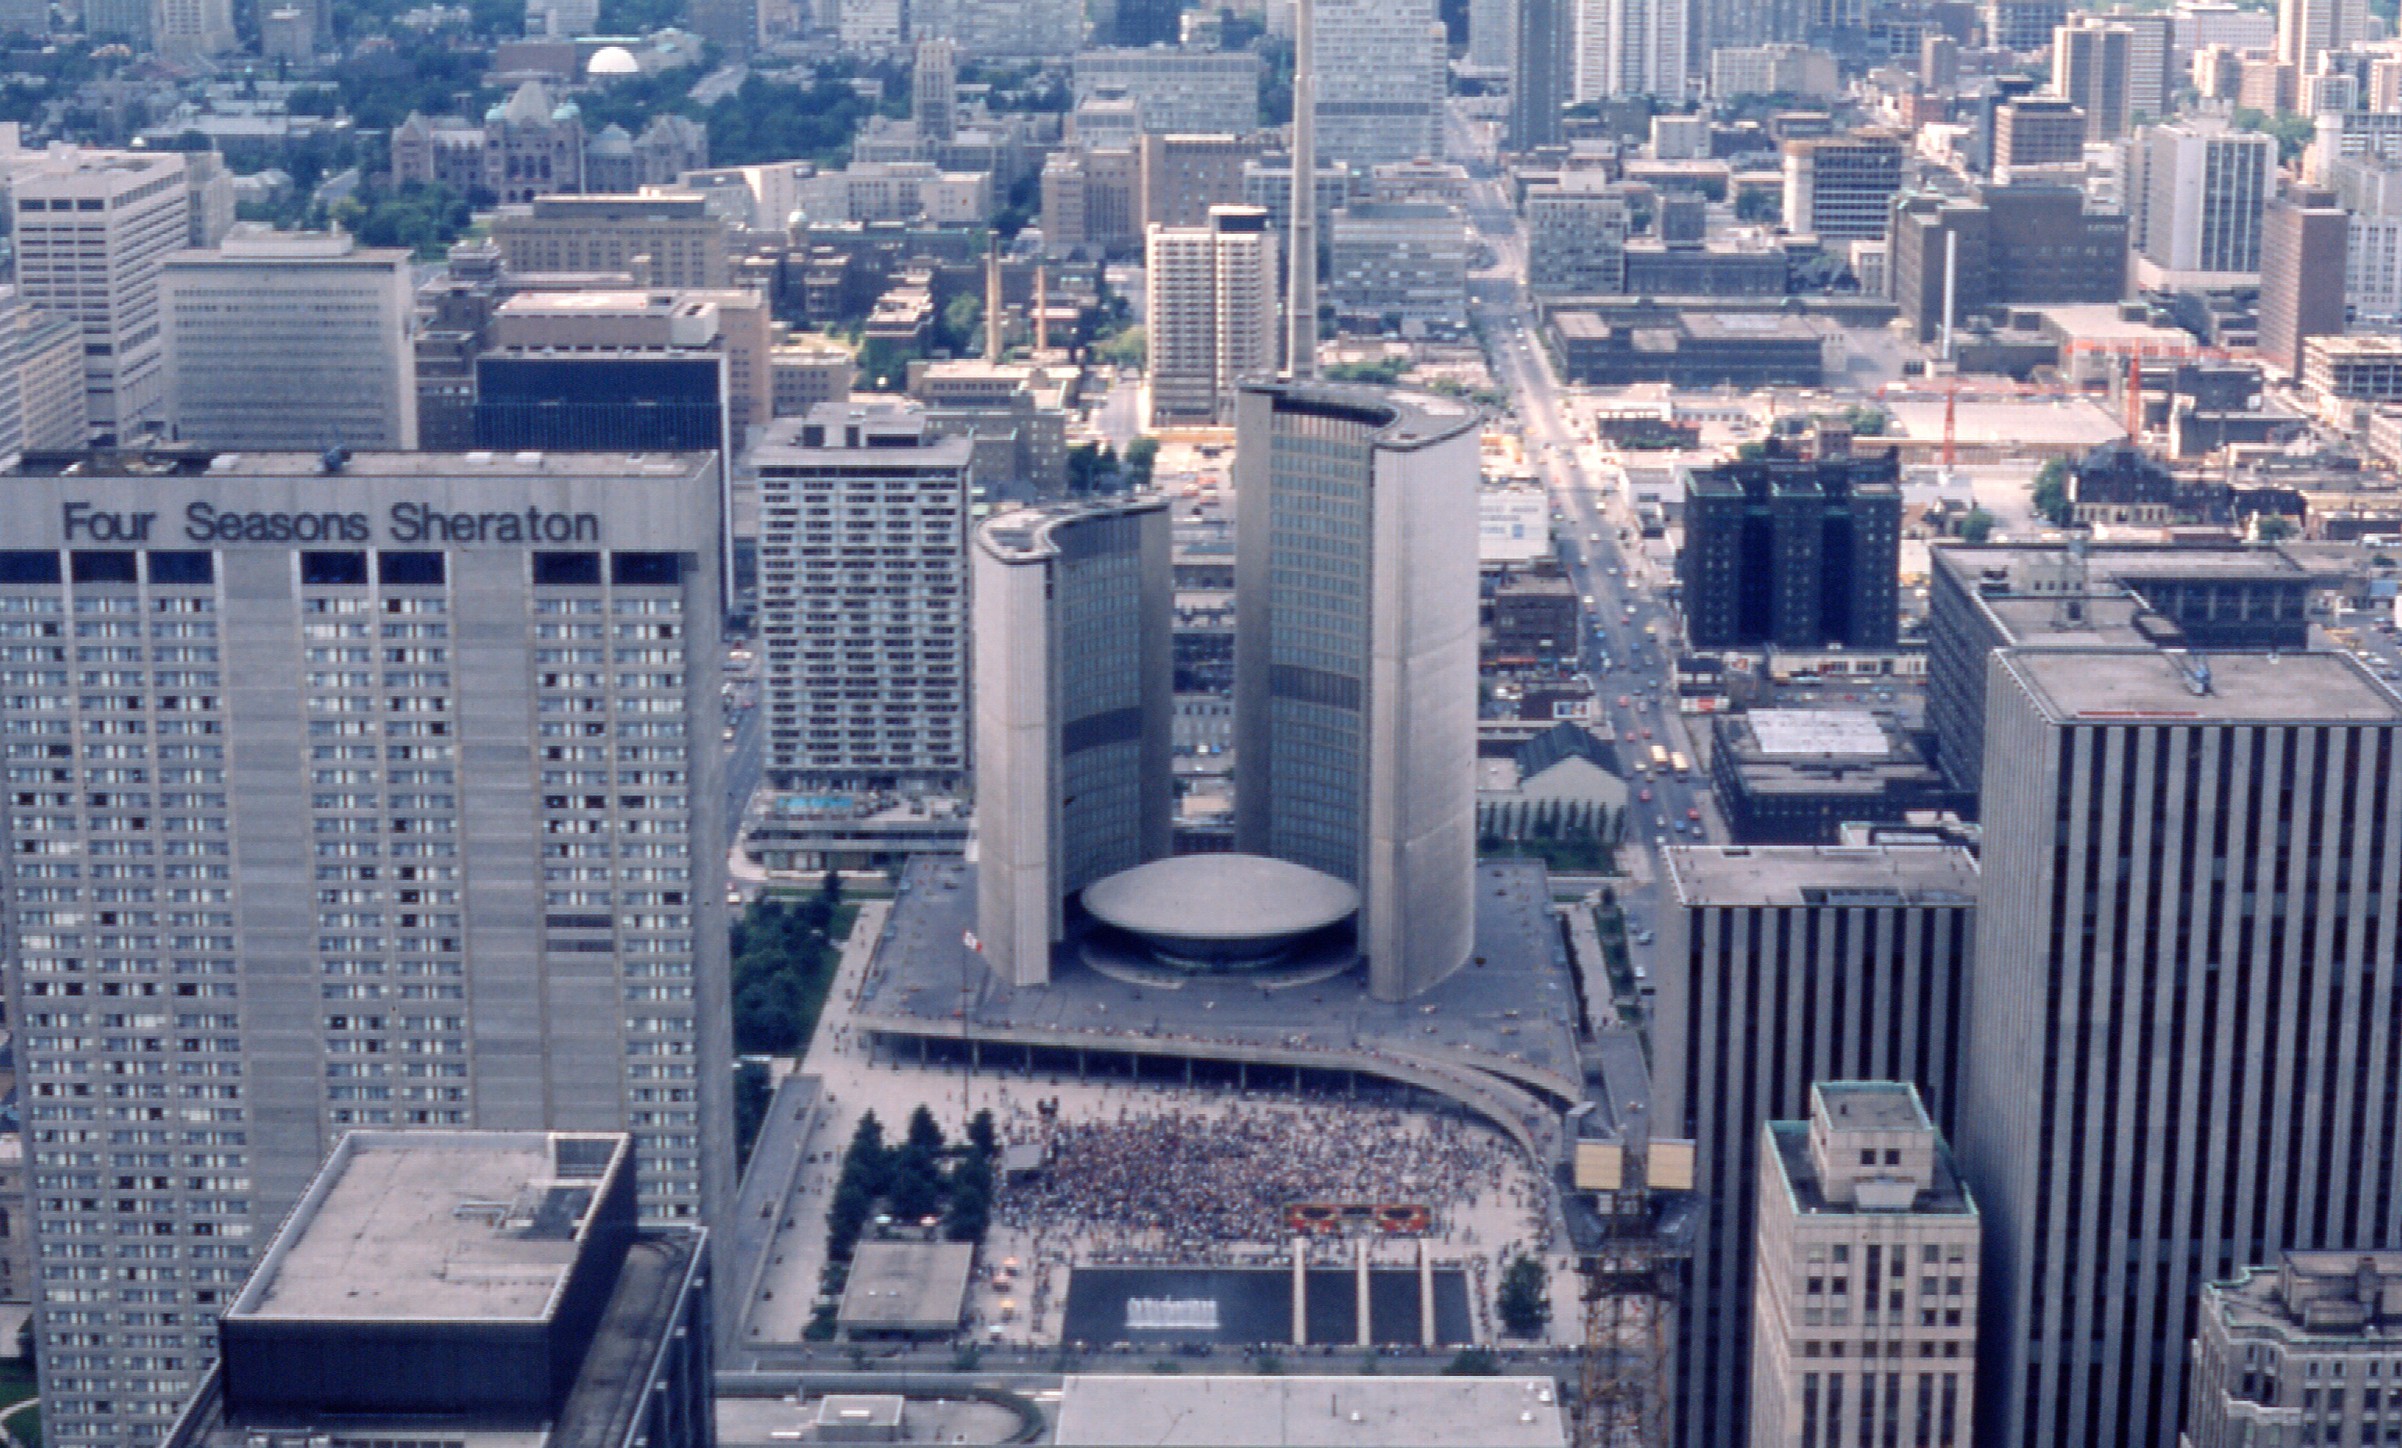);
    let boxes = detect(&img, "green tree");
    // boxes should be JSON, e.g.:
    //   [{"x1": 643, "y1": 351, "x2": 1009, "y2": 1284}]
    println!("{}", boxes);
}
[
  {"x1": 2255, "y1": 514, "x2": 2297, "y2": 542},
  {"x1": 967, "y1": 1107, "x2": 999, "y2": 1158},
  {"x1": 1496, "y1": 1254, "x2": 1551, "y2": 1337},
  {"x1": 1094, "y1": 324, "x2": 1147, "y2": 368},
  {"x1": 906, "y1": 1104, "x2": 947, "y2": 1155},
  {"x1": 1735, "y1": 186, "x2": 1780, "y2": 223},
  {"x1": 1444, "y1": 1347, "x2": 1502, "y2": 1376},
  {"x1": 1122, "y1": 437, "x2": 1160, "y2": 491},
  {"x1": 841, "y1": 1111, "x2": 891, "y2": 1197},
  {"x1": 1958, "y1": 508, "x2": 1996, "y2": 544},
  {"x1": 2031, "y1": 458, "x2": 2073, "y2": 525}
]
